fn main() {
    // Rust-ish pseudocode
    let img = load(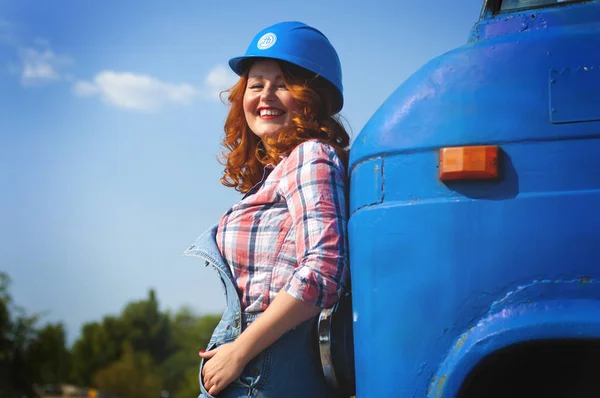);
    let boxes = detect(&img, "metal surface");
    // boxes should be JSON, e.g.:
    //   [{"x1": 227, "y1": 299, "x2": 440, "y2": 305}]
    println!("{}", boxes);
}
[
  {"x1": 350, "y1": 157, "x2": 383, "y2": 212},
  {"x1": 550, "y1": 66, "x2": 600, "y2": 123},
  {"x1": 318, "y1": 306, "x2": 338, "y2": 390},
  {"x1": 348, "y1": 1, "x2": 600, "y2": 397},
  {"x1": 317, "y1": 293, "x2": 355, "y2": 397}
]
